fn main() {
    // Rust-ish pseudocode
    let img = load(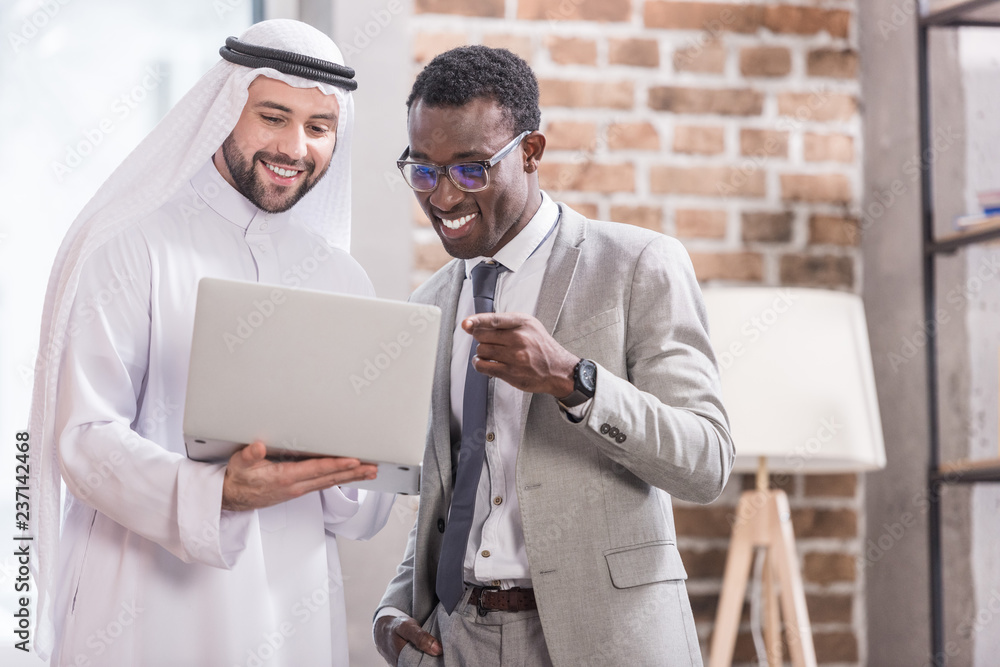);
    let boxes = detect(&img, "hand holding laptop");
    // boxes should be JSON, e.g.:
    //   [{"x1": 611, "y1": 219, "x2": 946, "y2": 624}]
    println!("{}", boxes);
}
[{"x1": 221, "y1": 441, "x2": 378, "y2": 511}]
